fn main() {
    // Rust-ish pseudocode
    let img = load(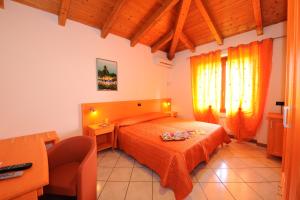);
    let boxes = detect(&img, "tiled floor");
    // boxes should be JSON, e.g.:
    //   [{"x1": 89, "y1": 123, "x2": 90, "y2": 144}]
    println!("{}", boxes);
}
[{"x1": 96, "y1": 140, "x2": 282, "y2": 200}]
